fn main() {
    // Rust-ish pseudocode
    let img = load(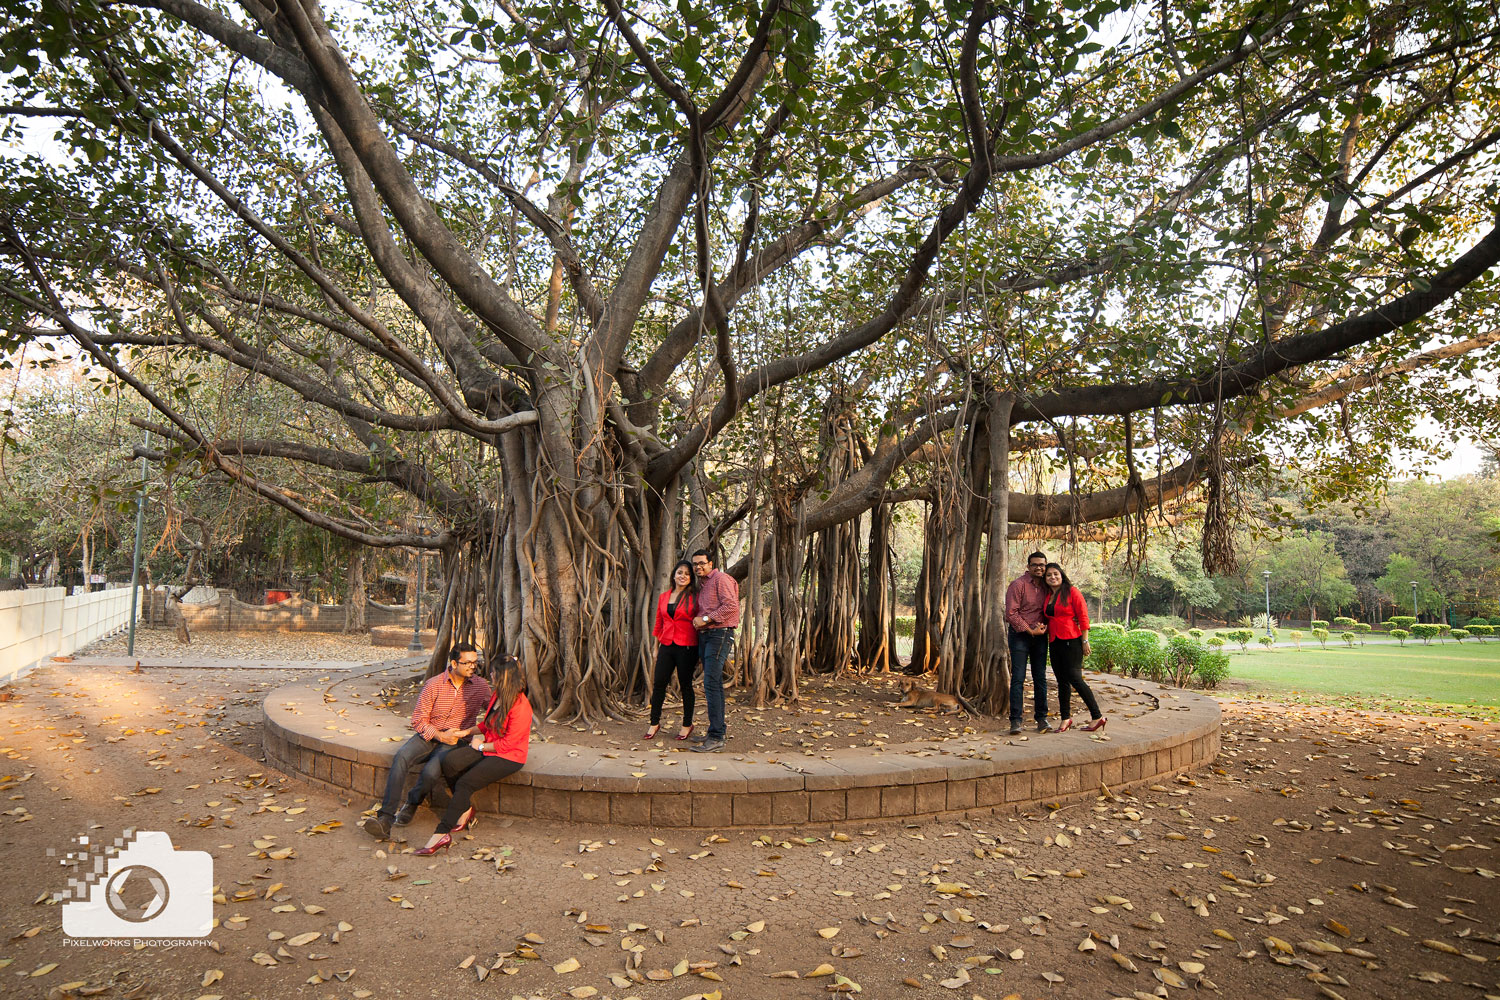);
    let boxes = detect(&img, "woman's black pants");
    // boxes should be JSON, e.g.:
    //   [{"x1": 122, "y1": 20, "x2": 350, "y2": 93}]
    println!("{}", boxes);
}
[
  {"x1": 649, "y1": 643, "x2": 698, "y2": 726},
  {"x1": 436, "y1": 746, "x2": 522, "y2": 833},
  {"x1": 1049, "y1": 637, "x2": 1101, "y2": 721}
]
